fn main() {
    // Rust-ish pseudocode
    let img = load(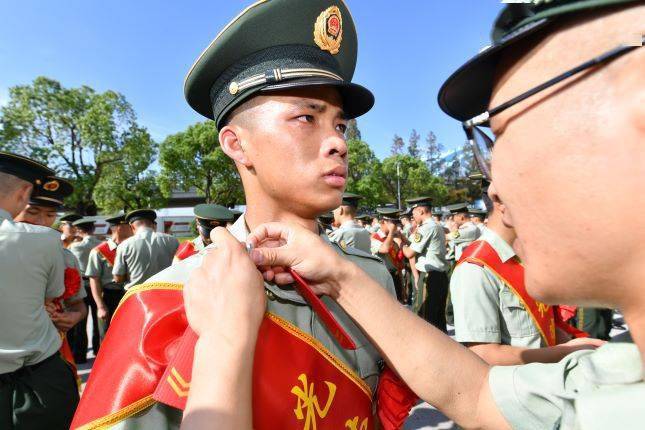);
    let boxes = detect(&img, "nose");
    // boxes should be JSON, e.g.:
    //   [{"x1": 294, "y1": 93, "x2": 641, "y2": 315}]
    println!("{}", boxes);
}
[{"x1": 323, "y1": 132, "x2": 347, "y2": 160}]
